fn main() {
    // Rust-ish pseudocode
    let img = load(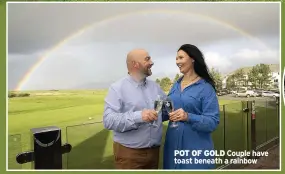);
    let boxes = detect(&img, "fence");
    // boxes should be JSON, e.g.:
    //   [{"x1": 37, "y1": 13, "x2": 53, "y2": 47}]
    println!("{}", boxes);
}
[
  {"x1": 8, "y1": 134, "x2": 22, "y2": 169},
  {"x1": 65, "y1": 99, "x2": 280, "y2": 169},
  {"x1": 254, "y1": 100, "x2": 279, "y2": 150},
  {"x1": 9, "y1": 99, "x2": 280, "y2": 170}
]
